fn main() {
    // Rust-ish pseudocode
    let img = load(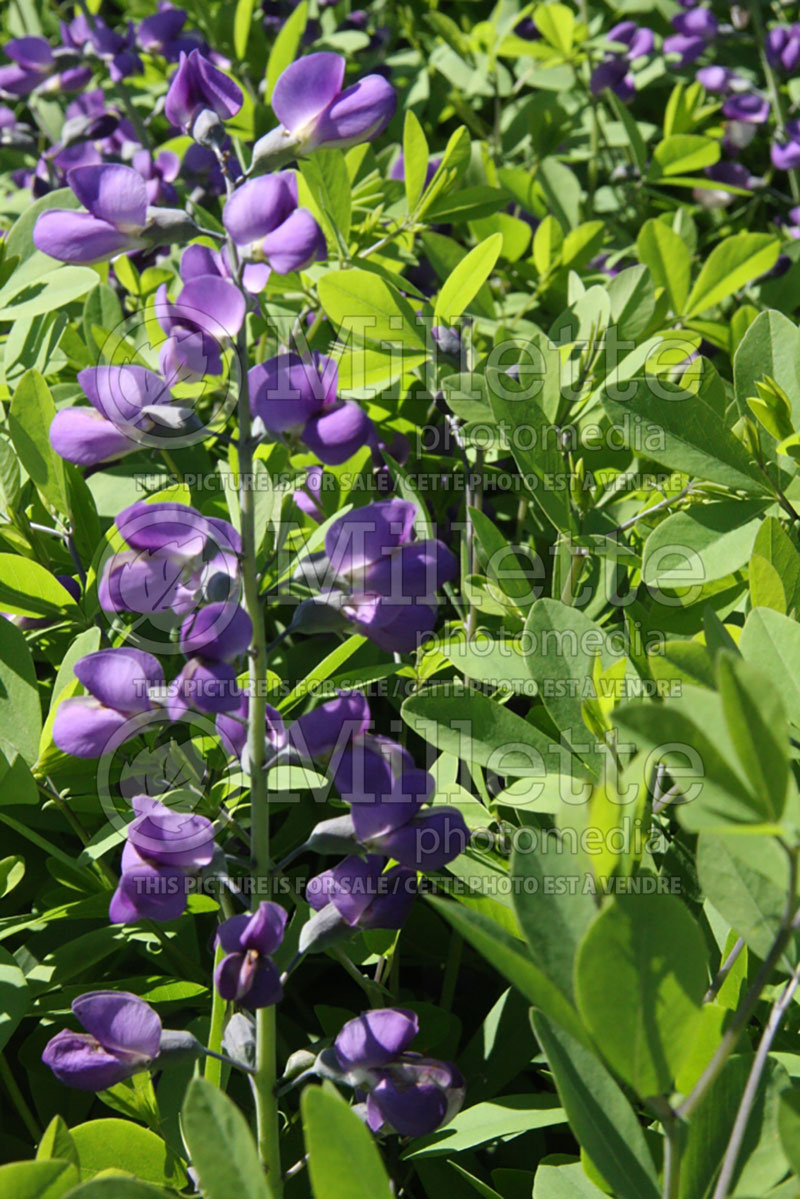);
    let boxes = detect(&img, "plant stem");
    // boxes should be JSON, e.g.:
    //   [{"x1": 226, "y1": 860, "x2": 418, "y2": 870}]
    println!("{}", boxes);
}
[
  {"x1": 0, "y1": 1053, "x2": 40, "y2": 1142},
  {"x1": 235, "y1": 318, "x2": 283, "y2": 1198},
  {"x1": 712, "y1": 961, "x2": 800, "y2": 1198},
  {"x1": 205, "y1": 942, "x2": 227, "y2": 1088}
]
